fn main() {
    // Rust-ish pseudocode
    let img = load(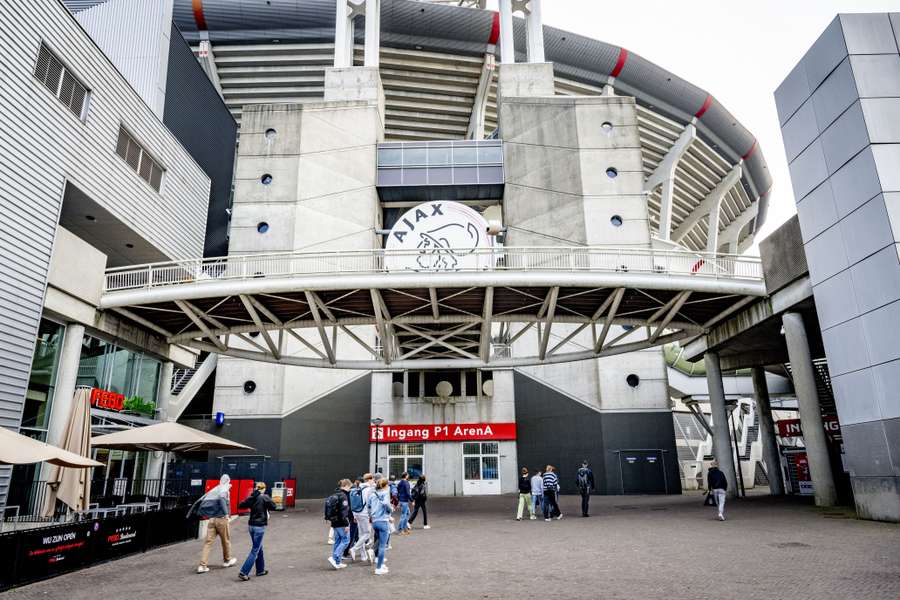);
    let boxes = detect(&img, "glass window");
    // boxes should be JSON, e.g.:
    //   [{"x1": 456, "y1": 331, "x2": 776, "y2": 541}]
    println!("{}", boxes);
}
[
  {"x1": 21, "y1": 319, "x2": 65, "y2": 432},
  {"x1": 481, "y1": 442, "x2": 499, "y2": 455},
  {"x1": 378, "y1": 148, "x2": 402, "y2": 167},
  {"x1": 427, "y1": 167, "x2": 453, "y2": 185},
  {"x1": 134, "y1": 357, "x2": 160, "y2": 405},
  {"x1": 453, "y1": 166, "x2": 478, "y2": 184},
  {"x1": 477, "y1": 144, "x2": 503, "y2": 164},
  {"x1": 402, "y1": 146, "x2": 427, "y2": 166},
  {"x1": 464, "y1": 457, "x2": 481, "y2": 480},
  {"x1": 105, "y1": 346, "x2": 139, "y2": 396},
  {"x1": 401, "y1": 168, "x2": 427, "y2": 185},
  {"x1": 482, "y1": 456, "x2": 499, "y2": 480},
  {"x1": 462, "y1": 442, "x2": 480, "y2": 455},
  {"x1": 452, "y1": 146, "x2": 477, "y2": 165},
  {"x1": 427, "y1": 145, "x2": 451, "y2": 165},
  {"x1": 76, "y1": 335, "x2": 110, "y2": 389}
]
